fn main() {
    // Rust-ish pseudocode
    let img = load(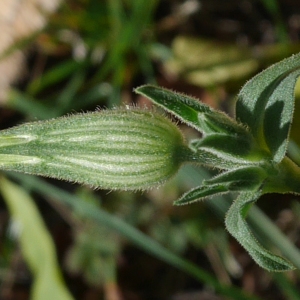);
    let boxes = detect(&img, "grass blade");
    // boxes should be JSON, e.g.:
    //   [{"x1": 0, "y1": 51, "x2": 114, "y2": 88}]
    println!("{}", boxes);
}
[
  {"x1": 7, "y1": 171, "x2": 260, "y2": 300},
  {"x1": 0, "y1": 176, "x2": 73, "y2": 300}
]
